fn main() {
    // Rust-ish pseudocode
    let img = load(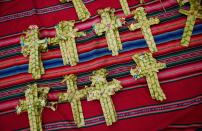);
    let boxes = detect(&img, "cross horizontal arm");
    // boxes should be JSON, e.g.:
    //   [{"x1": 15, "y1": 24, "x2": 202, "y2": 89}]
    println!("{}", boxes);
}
[
  {"x1": 48, "y1": 37, "x2": 58, "y2": 46},
  {"x1": 87, "y1": 88, "x2": 102, "y2": 100},
  {"x1": 148, "y1": 18, "x2": 160, "y2": 25},
  {"x1": 16, "y1": 100, "x2": 28, "y2": 114},
  {"x1": 196, "y1": 13, "x2": 202, "y2": 19},
  {"x1": 179, "y1": 9, "x2": 190, "y2": 16},
  {"x1": 129, "y1": 23, "x2": 141, "y2": 31},
  {"x1": 114, "y1": 17, "x2": 122, "y2": 28},
  {"x1": 130, "y1": 68, "x2": 143, "y2": 79},
  {"x1": 108, "y1": 79, "x2": 123, "y2": 92},
  {"x1": 76, "y1": 31, "x2": 86, "y2": 37},
  {"x1": 94, "y1": 23, "x2": 106, "y2": 36},
  {"x1": 156, "y1": 62, "x2": 167, "y2": 70}
]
